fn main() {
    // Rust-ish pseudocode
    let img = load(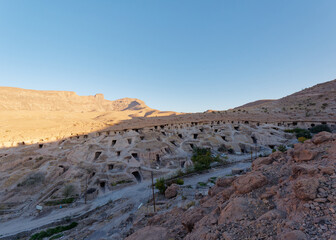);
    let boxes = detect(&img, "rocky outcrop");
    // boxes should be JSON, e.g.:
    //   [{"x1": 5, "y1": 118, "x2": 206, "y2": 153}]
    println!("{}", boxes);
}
[
  {"x1": 292, "y1": 144, "x2": 319, "y2": 162},
  {"x1": 124, "y1": 226, "x2": 169, "y2": 240},
  {"x1": 181, "y1": 208, "x2": 205, "y2": 232},
  {"x1": 128, "y1": 132, "x2": 336, "y2": 240},
  {"x1": 280, "y1": 230, "x2": 307, "y2": 240},
  {"x1": 293, "y1": 178, "x2": 319, "y2": 200},
  {"x1": 232, "y1": 172, "x2": 267, "y2": 194},
  {"x1": 165, "y1": 184, "x2": 180, "y2": 199},
  {"x1": 312, "y1": 131, "x2": 333, "y2": 145}
]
